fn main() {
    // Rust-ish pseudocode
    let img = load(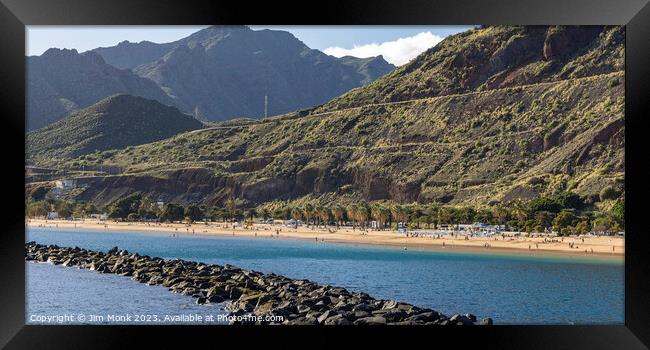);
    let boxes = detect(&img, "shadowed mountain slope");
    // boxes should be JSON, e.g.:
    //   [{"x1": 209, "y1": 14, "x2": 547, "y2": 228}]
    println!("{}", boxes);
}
[
  {"x1": 94, "y1": 26, "x2": 395, "y2": 121},
  {"x1": 26, "y1": 49, "x2": 177, "y2": 131}
]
